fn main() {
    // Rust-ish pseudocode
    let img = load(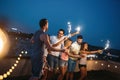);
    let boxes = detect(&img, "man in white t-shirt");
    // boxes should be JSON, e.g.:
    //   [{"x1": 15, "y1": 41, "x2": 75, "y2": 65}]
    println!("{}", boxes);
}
[{"x1": 66, "y1": 35, "x2": 83, "y2": 80}]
